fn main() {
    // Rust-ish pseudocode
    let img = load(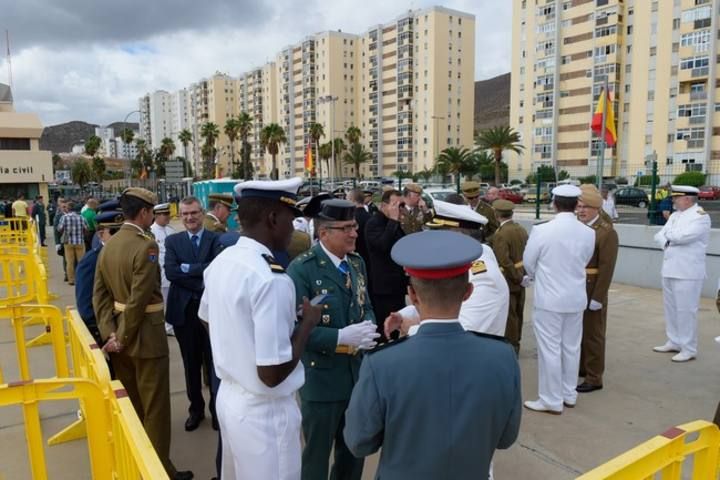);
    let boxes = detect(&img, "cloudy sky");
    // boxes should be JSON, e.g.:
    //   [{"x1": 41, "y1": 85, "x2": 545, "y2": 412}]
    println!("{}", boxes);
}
[{"x1": 0, "y1": 0, "x2": 511, "y2": 127}]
